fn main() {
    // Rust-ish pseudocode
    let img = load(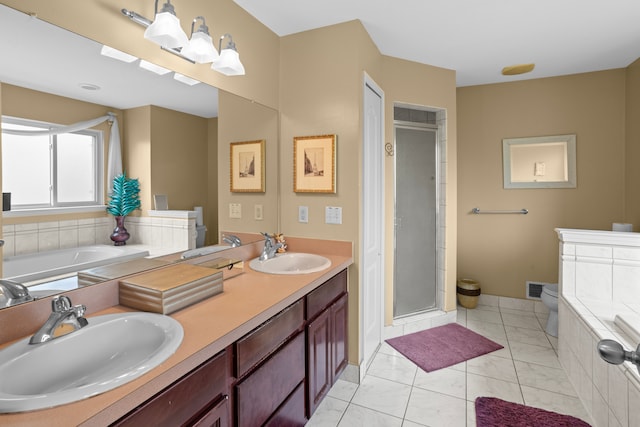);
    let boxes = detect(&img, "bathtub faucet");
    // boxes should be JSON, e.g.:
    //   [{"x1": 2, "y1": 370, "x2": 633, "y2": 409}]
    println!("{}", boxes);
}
[
  {"x1": 0, "y1": 279, "x2": 33, "y2": 307},
  {"x1": 597, "y1": 339, "x2": 640, "y2": 374},
  {"x1": 29, "y1": 295, "x2": 88, "y2": 344},
  {"x1": 259, "y1": 232, "x2": 283, "y2": 261},
  {"x1": 222, "y1": 234, "x2": 242, "y2": 247}
]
